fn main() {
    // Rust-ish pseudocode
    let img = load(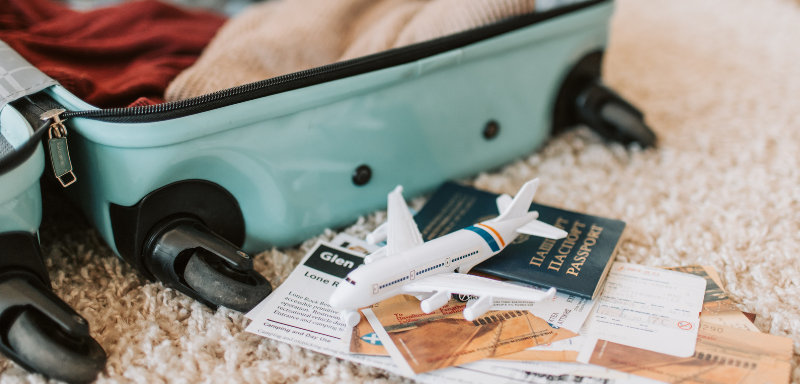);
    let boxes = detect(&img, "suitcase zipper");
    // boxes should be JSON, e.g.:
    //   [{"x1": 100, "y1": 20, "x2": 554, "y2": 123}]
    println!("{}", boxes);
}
[
  {"x1": 40, "y1": 109, "x2": 77, "y2": 187},
  {"x1": 61, "y1": 57, "x2": 371, "y2": 122},
  {"x1": 58, "y1": 0, "x2": 605, "y2": 124}
]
